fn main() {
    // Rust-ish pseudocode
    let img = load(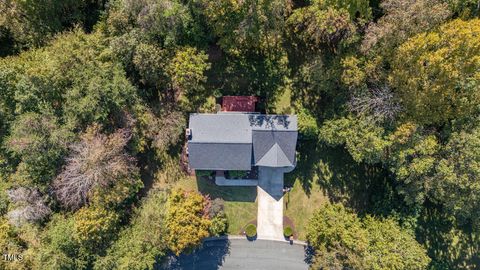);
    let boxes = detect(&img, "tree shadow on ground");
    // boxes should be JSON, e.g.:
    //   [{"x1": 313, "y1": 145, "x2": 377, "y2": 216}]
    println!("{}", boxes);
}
[
  {"x1": 138, "y1": 149, "x2": 157, "y2": 197},
  {"x1": 416, "y1": 205, "x2": 480, "y2": 270},
  {"x1": 206, "y1": 46, "x2": 286, "y2": 107},
  {"x1": 161, "y1": 239, "x2": 231, "y2": 270},
  {"x1": 196, "y1": 176, "x2": 257, "y2": 202},
  {"x1": 290, "y1": 140, "x2": 480, "y2": 269},
  {"x1": 286, "y1": 139, "x2": 388, "y2": 213}
]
